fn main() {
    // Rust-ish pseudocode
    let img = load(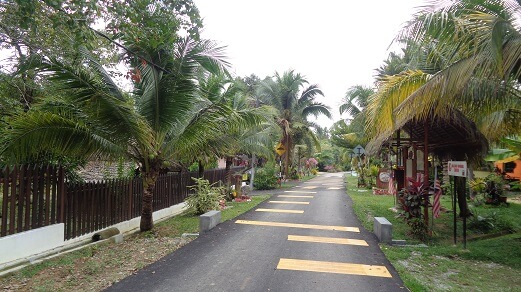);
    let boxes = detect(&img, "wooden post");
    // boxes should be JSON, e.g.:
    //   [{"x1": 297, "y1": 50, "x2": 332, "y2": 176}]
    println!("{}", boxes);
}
[
  {"x1": 453, "y1": 176, "x2": 457, "y2": 245},
  {"x1": 58, "y1": 166, "x2": 65, "y2": 224},
  {"x1": 423, "y1": 121, "x2": 430, "y2": 235}
]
